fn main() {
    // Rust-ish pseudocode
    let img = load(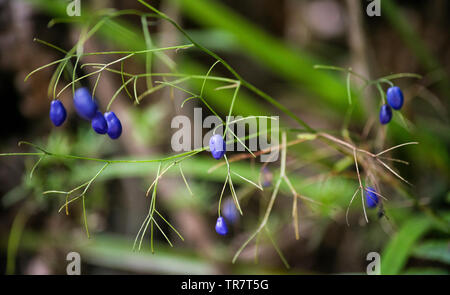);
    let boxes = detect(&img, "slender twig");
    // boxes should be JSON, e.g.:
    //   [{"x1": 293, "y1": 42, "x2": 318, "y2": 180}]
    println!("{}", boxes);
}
[
  {"x1": 232, "y1": 132, "x2": 287, "y2": 264},
  {"x1": 346, "y1": 187, "x2": 361, "y2": 226},
  {"x1": 353, "y1": 149, "x2": 368, "y2": 223}
]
